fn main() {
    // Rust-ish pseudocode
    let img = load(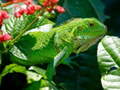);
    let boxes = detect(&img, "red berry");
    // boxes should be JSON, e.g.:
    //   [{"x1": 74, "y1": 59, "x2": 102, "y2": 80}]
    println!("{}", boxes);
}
[
  {"x1": 1, "y1": 11, "x2": 9, "y2": 19},
  {"x1": 43, "y1": 1, "x2": 49, "y2": 7},
  {"x1": 14, "y1": 12, "x2": 22, "y2": 18},
  {"x1": 3, "y1": 34, "x2": 12, "y2": 41},
  {"x1": 43, "y1": 0, "x2": 51, "y2": 7},
  {"x1": 27, "y1": 10, "x2": 35, "y2": 15},
  {"x1": 34, "y1": 5, "x2": 42, "y2": 11},
  {"x1": 0, "y1": 11, "x2": 9, "y2": 25},
  {"x1": 0, "y1": 34, "x2": 12, "y2": 43},
  {"x1": 55, "y1": 6, "x2": 65, "y2": 13},
  {"x1": 0, "y1": 35, "x2": 4, "y2": 42},
  {"x1": 18, "y1": 9, "x2": 25, "y2": 14},
  {"x1": 27, "y1": 5, "x2": 35, "y2": 15},
  {"x1": 51, "y1": 0, "x2": 59, "y2": 4},
  {"x1": 19, "y1": 8, "x2": 28, "y2": 14},
  {"x1": 28, "y1": 4, "x2": 35, "y2": 10}
]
